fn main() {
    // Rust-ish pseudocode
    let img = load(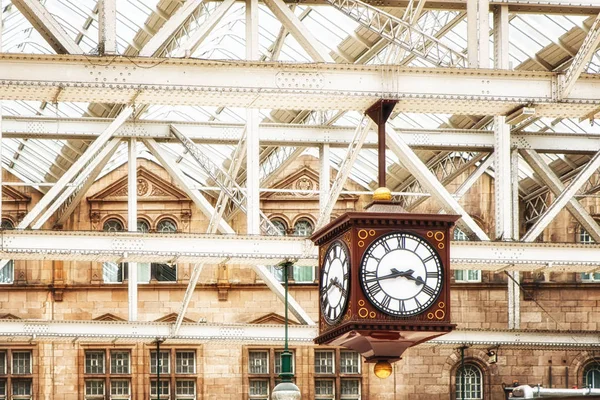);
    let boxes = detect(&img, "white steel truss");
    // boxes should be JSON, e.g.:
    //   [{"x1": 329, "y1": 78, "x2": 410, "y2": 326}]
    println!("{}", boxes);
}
[
  {"x1": 316, "y1": 117, "x2": 373, "y2": 229},
  {"x1": 324, "y1": 0, "x2": 467, "y2": 67},
  {"x1": 0, "y1": 319, "x2": 599, "y2": 349},
  {"x1": 386, "y1": 126, "x2": 490, "y2": 240},
  {"x1": 171, "y1": 126, "x2": 280, "y2": 236},
  {"x1": 2, "y1": 54, "x2": 600, "y2": 117},
  {"x1": 1, "y1": 230, "x2": 600, "y2": 272},
  {"x1": 11, "y1": 0, "x2": 82, "y2": 54},
  {"x1": 521, "y1": 149, "x2": 600, "y2": 243}
]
